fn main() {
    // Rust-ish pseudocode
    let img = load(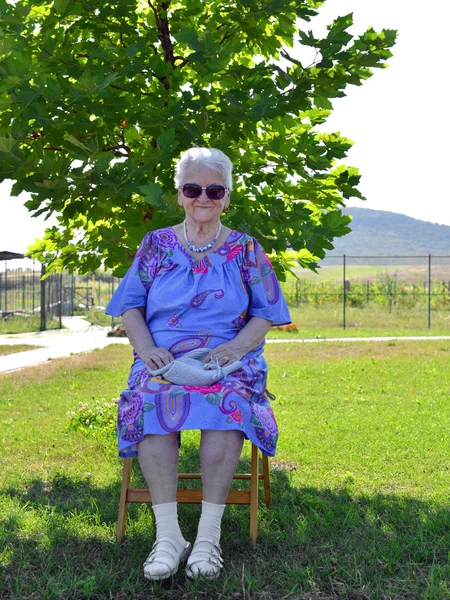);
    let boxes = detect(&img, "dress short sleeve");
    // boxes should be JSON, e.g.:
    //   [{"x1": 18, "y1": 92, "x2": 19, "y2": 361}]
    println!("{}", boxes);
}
[
  {"x1": 106, "y1": 232, "x2": 157, "y2": 317},
  {"x1": 241, "y1": 236, "x2": 291, "y2": 326}
]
